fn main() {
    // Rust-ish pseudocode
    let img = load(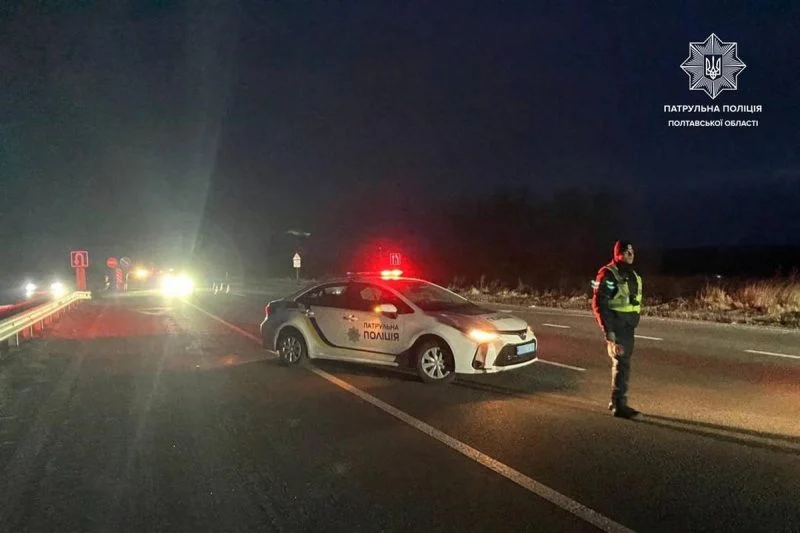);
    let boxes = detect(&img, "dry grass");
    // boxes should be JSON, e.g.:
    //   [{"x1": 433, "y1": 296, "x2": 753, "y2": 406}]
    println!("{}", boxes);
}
[{"x1": 450, "y1": 275, "x2": 800, "y2": 328}]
